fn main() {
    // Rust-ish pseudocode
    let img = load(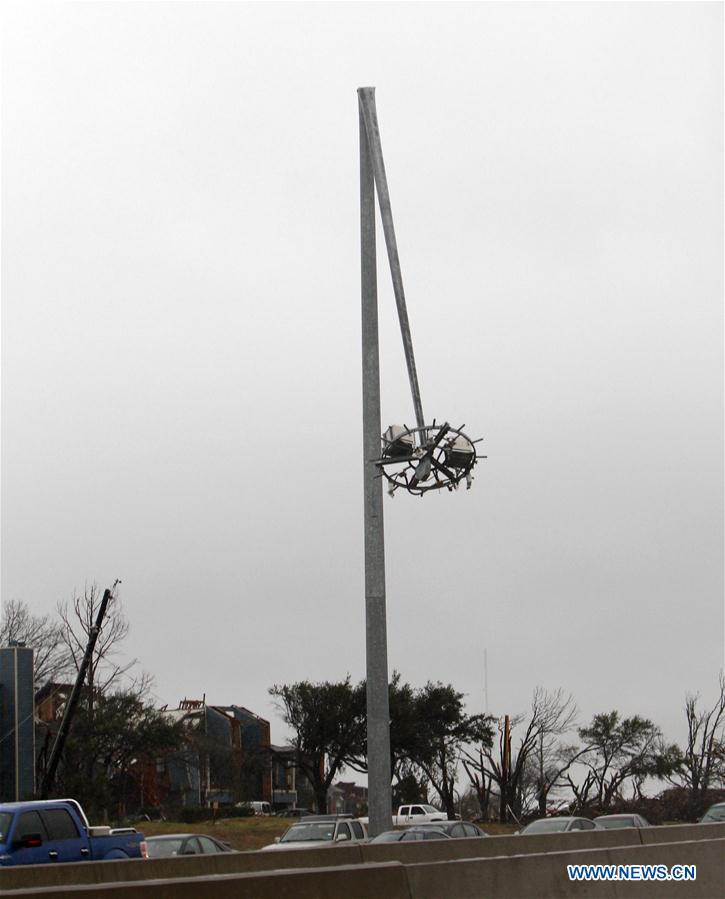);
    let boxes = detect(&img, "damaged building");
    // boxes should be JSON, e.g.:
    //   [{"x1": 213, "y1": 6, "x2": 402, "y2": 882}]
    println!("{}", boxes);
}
[{"x1": 149, "y1": 698, "x2": 273, "y2": 809}]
